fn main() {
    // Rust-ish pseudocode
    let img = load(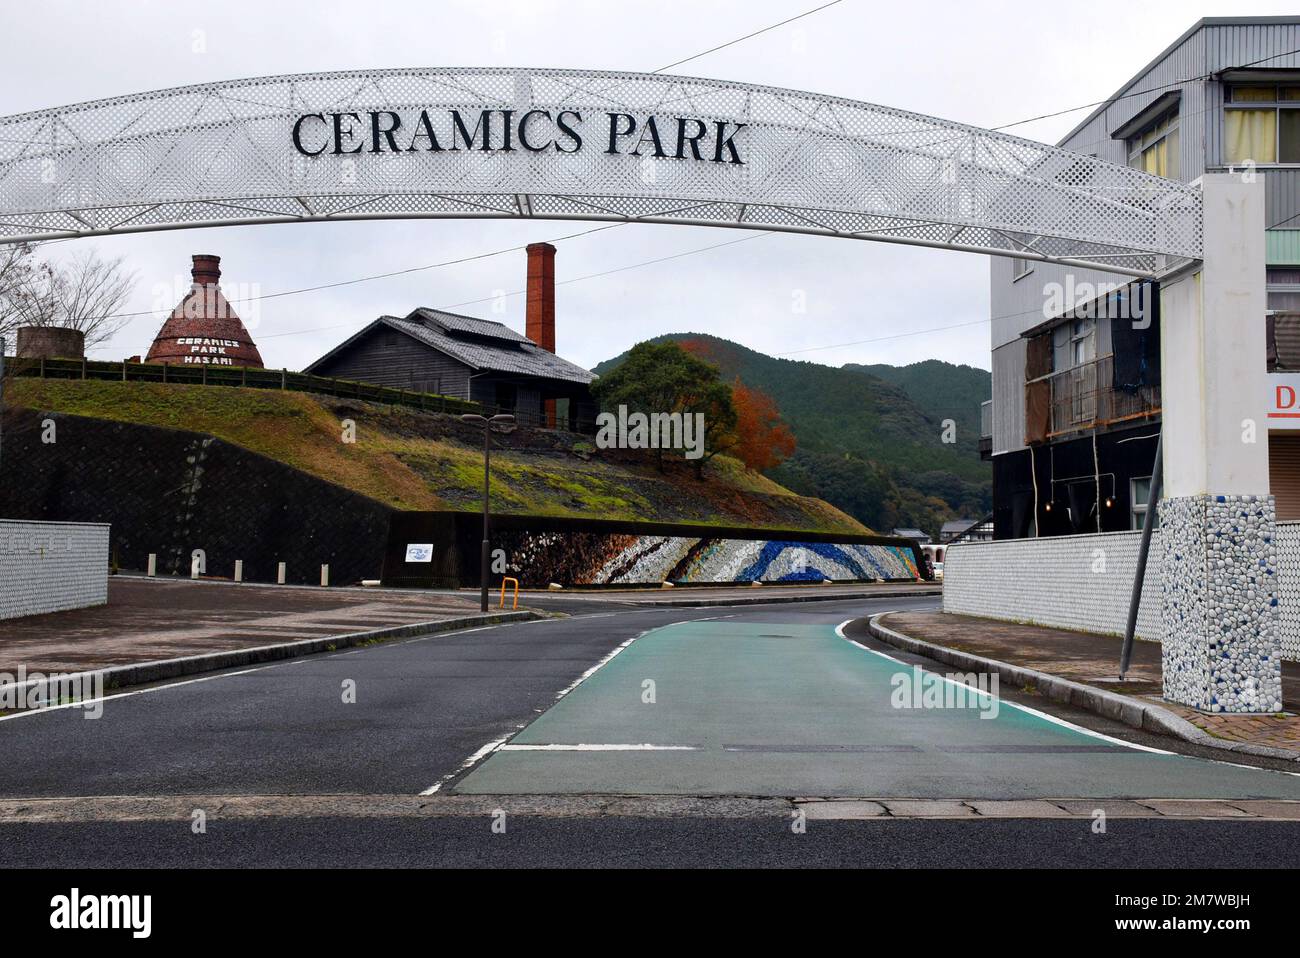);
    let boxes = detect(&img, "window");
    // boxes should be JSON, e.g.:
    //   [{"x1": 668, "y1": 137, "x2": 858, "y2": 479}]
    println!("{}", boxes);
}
[
  {"x1": 1225, "y1": 84, "x2": 1300, "y2": 165},
  {"x1": 1269, "y1": 267, "x2": 1300, "y2": 311},
  {"x1": 1127, "y1": 107, "x2": 1180, "y2": 179},
  {"x1": 1011, "y1": 257, "x2": 1032, "y2": 281},
  {"x1": 1069, "y1": 318, "x2": 1096, "y2": 367},
  {"x1": 1131, "y1": 476, "x2": 1159, "y2": 530}
]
